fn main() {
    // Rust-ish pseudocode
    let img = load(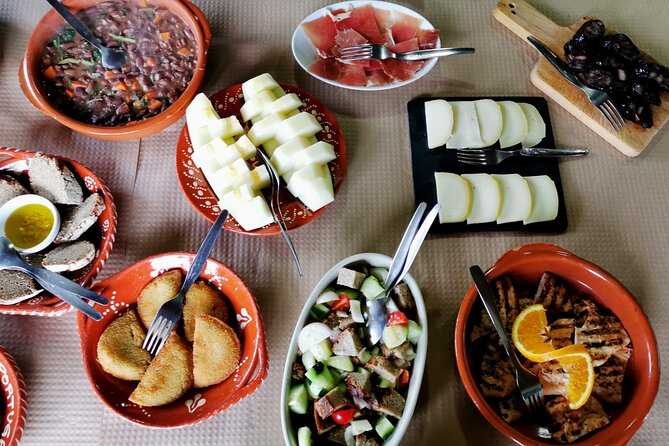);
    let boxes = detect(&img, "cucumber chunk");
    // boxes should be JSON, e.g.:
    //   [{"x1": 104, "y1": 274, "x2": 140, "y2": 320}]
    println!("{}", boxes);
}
[
  {"x1": 360, "y1": 275, "x2": 385, "y2": 300},
  {"x1": 337, "y1": 288, "x2": 361, "y2": 300},
  {"x1": 382, "y1": 325, "x2": 408, "y2": 349},
  {"x1": 302, "y1": 350, "x2": 316, "y2": 370},
  {"x1": 305, "y1": 362, "x2": 336, "y2": 392},
  {"x1": 306, "y1": 378, "x2": 325, "y2": 399},
  {"x1": 288, "y1": 384, "x2": 308, "y2": 414},
  {"x1": 375, "y1": 417, "x2": 395, "y2": 440},
  {"x1": 297, "y1": 426, "x2": 312, "y2": 446},
  {"x1": 357, "y1": 348, "x2": 372, "y2": 365},
  {"x1": 407, "y1": 320, "x2": 422, "y2": 344},
  {"x1": 370, "y1": 267, "x2": 388, "y2": 283},
  {"x1": 310, "y1": 303, "x2": 330, "y2": 320},
  {"x1": 378, "y1": 377, "x2": 396, "y2": 389},
  {"x1": 327, "y1": 355, "x2": 354, "y2": 372},
  {"x1": 350, "y1": 419, "x2": 373, "y2": 435},
  {"x1": 310, "y1": 338, "x2": 333, "y2": 362}
]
